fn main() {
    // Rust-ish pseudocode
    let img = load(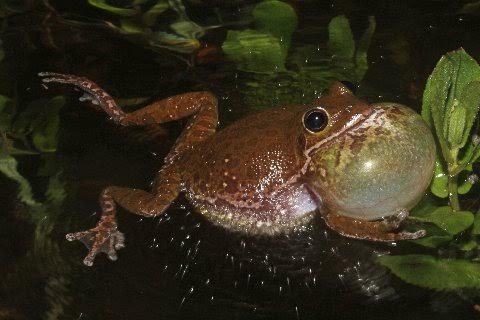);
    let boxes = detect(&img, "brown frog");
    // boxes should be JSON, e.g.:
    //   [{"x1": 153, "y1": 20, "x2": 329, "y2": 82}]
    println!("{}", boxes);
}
[{"x1": 39, "y1": 72, "x2": 435, "y2": 266}]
